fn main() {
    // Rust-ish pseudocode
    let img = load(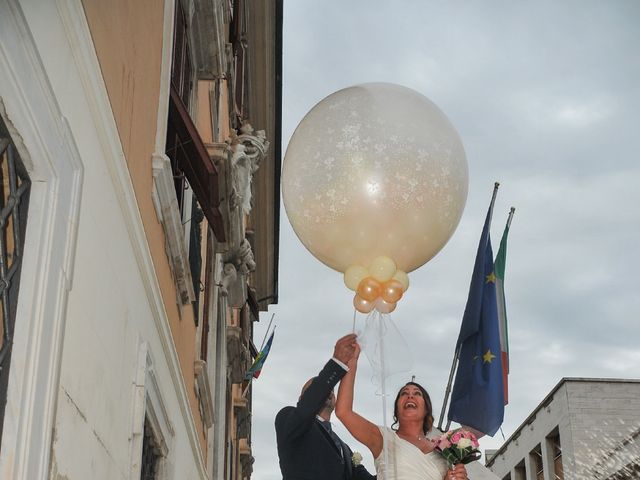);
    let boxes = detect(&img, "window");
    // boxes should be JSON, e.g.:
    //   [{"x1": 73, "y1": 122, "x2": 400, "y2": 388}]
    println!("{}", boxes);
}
[
  {"x1": 547, "y1": 432, "x2": 564, "y2": 480},
  {"x1": 531, "y1": 444, "x2": 544, "y2": 480},
  {"x1": 158, "y1": 0, "x2": 224, "y2": 313},
  {"x1": 514, "y1": 460, "x2": 526, "y2": 480},
  {"x1": 166, "y1": 81, "x2": 224, "y2": 240},
  {"x1": 0, "y1": 117, "x2": 31, "y2": 446},
  {"x1": 131, "y1": 343, "x2": 173, "y2": 479},
  {"x1": 170, "y1": 0, "x2": 193, "y2": 107},
  {"x1": 166, "y1": 0, "x2": 224, "y2": 238},
  {"x1": 230, "y1": 0, "x2": 247, "y2": 126},
  {"x1": 166, "y1": 0, "x2": 193, "y2": 216},
  {"x1": 140, "y1": 418, "x2": 162, "y2": 480}
]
